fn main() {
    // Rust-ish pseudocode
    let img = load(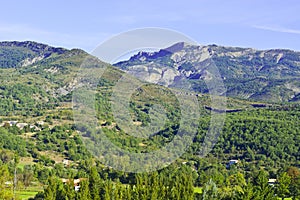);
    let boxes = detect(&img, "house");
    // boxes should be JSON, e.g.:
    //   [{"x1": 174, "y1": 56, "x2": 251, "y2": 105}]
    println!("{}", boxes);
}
[
  {"x1": 4, "y1": 181, "x2": 13, "y2": 186},
  {"x1": 8, "y1": 121, "x2": 18, "y2": 126},
  {"x1": 10, "y1": 121, "x2": 18, "y2": 126},
  {"x1": 30, "y1": 125, "x2": 41, "y2": 131},
  {"x1": 268, "y1": 179, "x2": 277, "y2": 186},
  {"x1": 36, "y1": 121, "x2": 45, "y2": 126},
  {"x1": 62, "y1": 159, "x2": 71, "y2": 166},
  {"x1": 61, "y1": 178, "x2": 87, "y2": 185},
  {"x1": 0, "y1": 121, "x2": 18, "y2": 127},
  {"x1": 75, "y1": 185, "x2": 80, "y2": 191},
  {"x1": 61, "y1": 178, "x2": 69, "y2": 184},
  {"x1": 16, "y1": 123, "x2": 28, "y2": 129},
  {"x1": 74, "y1": 179, "x2": 81, "y2": 185},
  {"x1": 0, "y1": 121, "x2": 41, "y2": 131},
  {"x1": 61, "y1": 178, "x2": 87, "y2": 191},
  {"x1": 226, "y1": 159, "x2": 239, "y2": 169}
]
